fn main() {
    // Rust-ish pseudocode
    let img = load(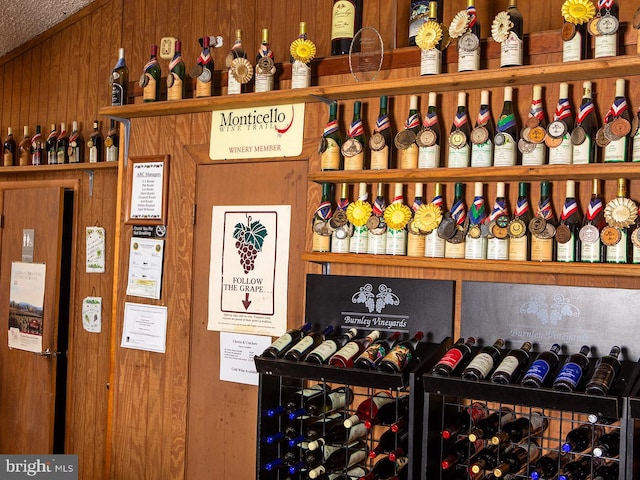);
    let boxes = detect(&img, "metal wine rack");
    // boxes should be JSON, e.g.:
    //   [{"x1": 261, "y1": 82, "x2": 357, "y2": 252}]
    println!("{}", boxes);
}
[{"x1": 421, "y1": 346, "x2": 640, "y2": 480}]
